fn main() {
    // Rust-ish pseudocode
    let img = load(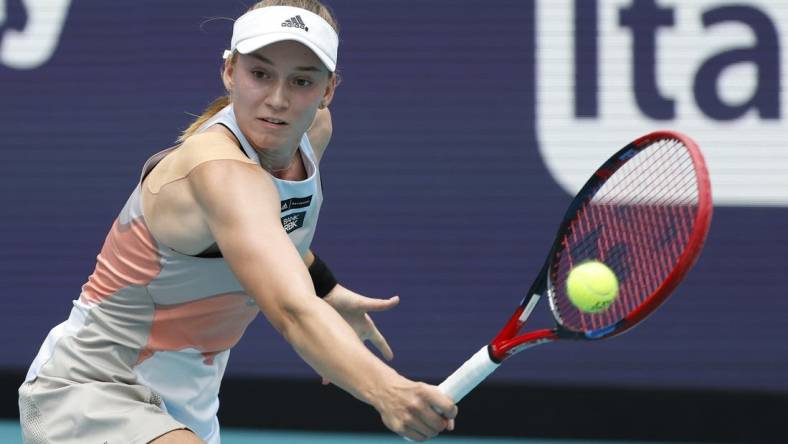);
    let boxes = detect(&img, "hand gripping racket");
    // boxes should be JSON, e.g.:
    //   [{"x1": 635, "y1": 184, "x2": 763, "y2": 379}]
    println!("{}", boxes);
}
[{"x1": 439, "y1": 131, "x2": 713, "y2": 403}]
